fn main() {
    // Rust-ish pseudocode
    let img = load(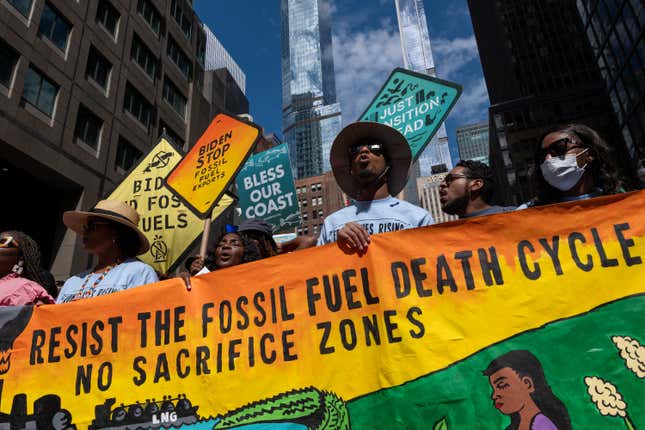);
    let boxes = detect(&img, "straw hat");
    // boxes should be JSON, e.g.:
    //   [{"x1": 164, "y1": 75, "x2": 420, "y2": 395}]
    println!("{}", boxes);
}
[
  {"x1": 330, "y1": 122, "x2": 412, "y2": 197},
  {"x1": 63, "y1": 200, "x2": 149, "y2": 255}
]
